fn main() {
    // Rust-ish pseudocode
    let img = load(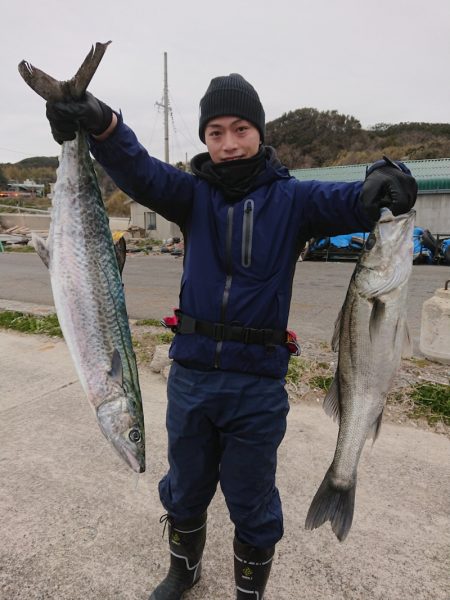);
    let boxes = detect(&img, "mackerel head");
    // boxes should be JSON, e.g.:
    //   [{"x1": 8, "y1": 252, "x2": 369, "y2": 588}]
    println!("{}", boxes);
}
[{"x1": 18, "y1": 43, "x2": 146, "y2": 473}]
